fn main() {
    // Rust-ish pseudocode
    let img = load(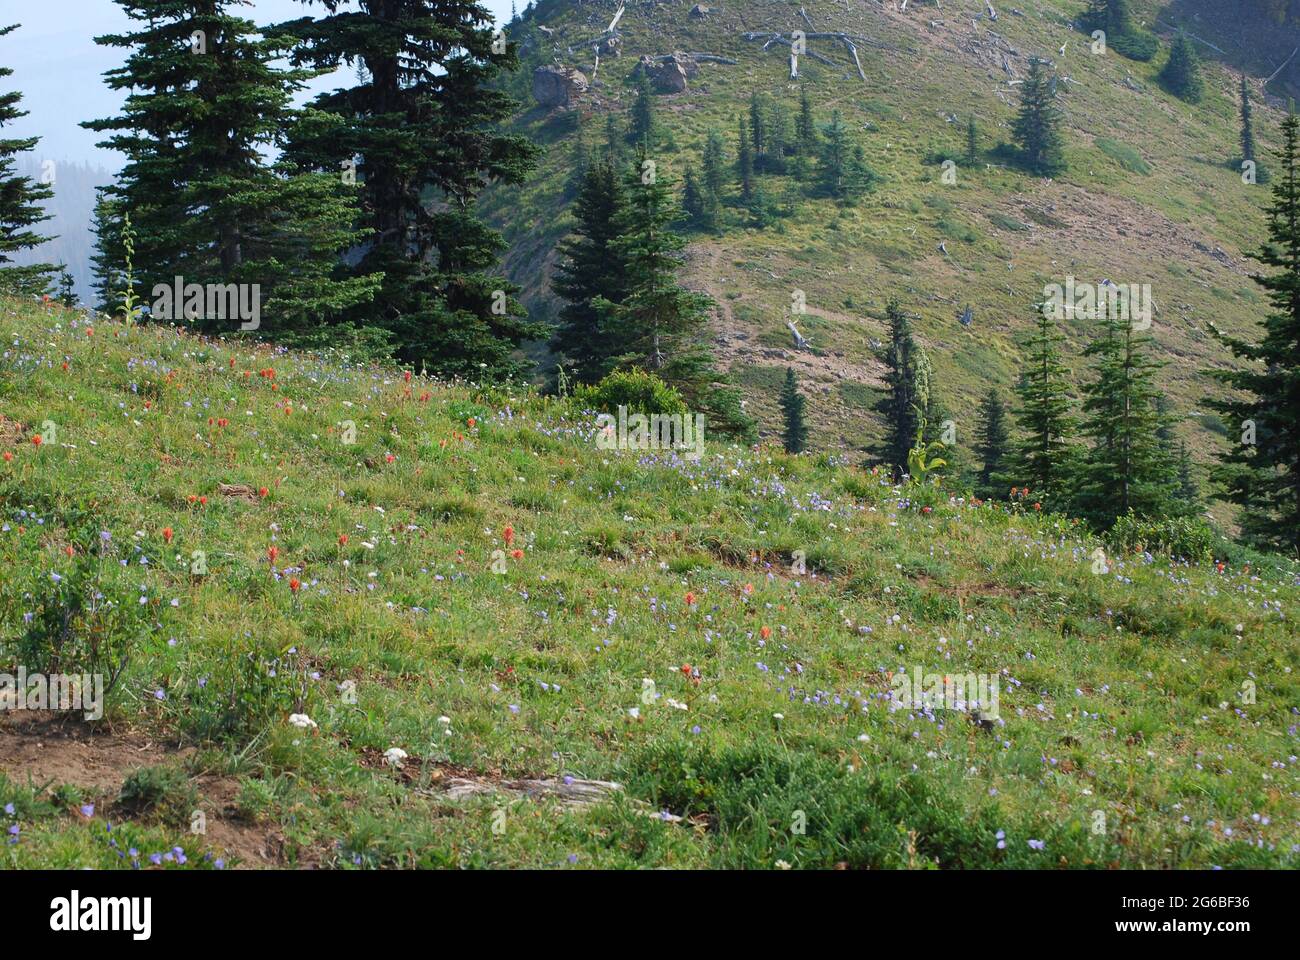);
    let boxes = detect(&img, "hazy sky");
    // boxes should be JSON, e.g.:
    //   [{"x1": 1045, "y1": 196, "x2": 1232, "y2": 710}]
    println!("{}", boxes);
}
[{"x1": 2, "y1": 0, "x2": 515, "y2": 171}]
